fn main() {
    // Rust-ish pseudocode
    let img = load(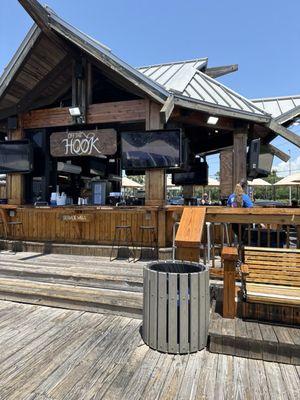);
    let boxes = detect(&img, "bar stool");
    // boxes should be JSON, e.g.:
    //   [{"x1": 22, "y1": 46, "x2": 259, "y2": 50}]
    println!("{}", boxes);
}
[
  {"x1": 138, "y1": 225, "x2": 158, "y2": 260},
  {"x1": 110, "y1": 225, "x2": 135, "y2": 262}
]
